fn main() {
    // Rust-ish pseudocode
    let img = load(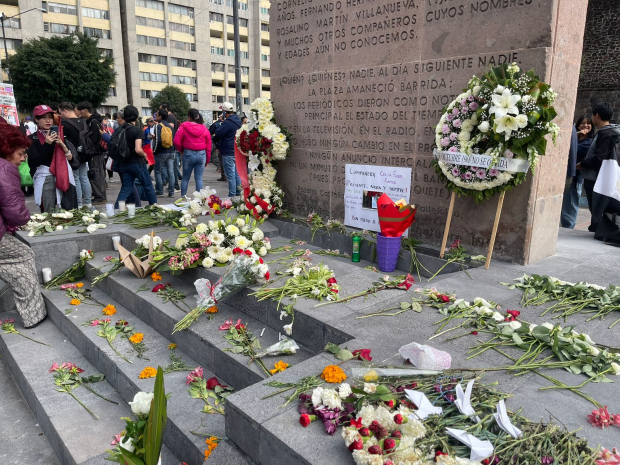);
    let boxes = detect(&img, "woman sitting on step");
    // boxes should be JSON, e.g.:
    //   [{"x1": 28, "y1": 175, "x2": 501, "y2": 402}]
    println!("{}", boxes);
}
[{"x1": 0, "y1": 123, "x2": 47, "y2": 328}]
